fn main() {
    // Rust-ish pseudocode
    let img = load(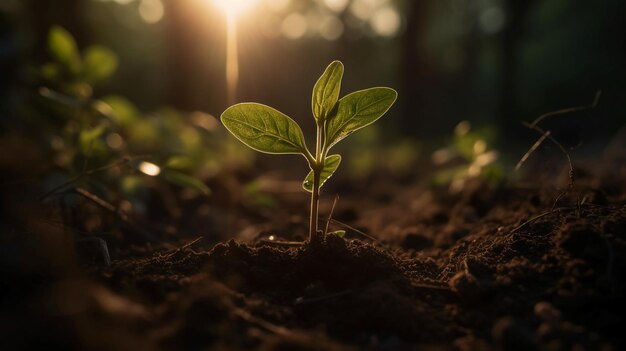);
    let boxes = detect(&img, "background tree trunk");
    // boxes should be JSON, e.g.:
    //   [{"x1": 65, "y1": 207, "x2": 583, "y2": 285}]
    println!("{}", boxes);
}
[
  {"x1": 498, "y1": 0, "x2": 536, "y2": 136},
  {"x1": 400, "y1": 1, "x2": 434, "y2": 137},
  {"x1": 24, "y1": 0, "x2": 88, "y2": 61}
]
